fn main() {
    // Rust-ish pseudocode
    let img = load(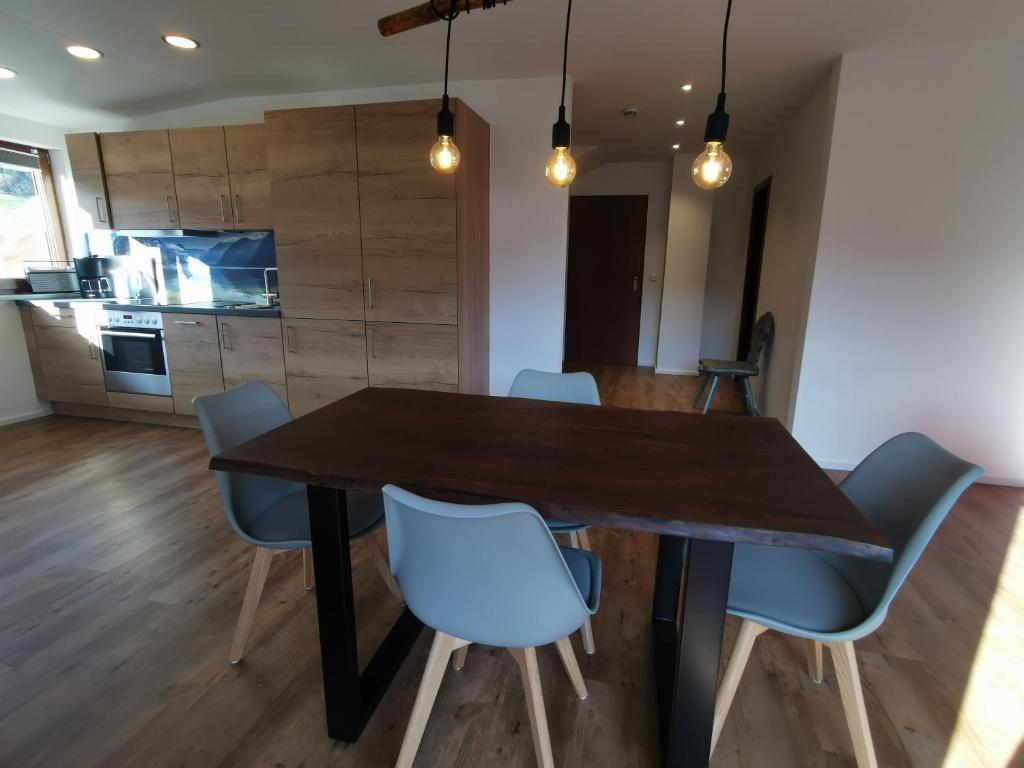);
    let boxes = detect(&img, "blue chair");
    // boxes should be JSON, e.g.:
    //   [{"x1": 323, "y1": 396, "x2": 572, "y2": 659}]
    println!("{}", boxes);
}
[
  {"x1": 694, "y1": 311, "x2": 774, "y2": 415},
  {"x1": 194, "y1": 382, "x2": 402, "y2": 663},
  {"x1": 711, "y1": 433, "x2": 982, "y2": 767},
  {"x1": 508, "y1": 368, "x2": 602, "y2": 654},
  {"x1": 383, "y1": 485, "x2": 601, "y2": 768}
]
